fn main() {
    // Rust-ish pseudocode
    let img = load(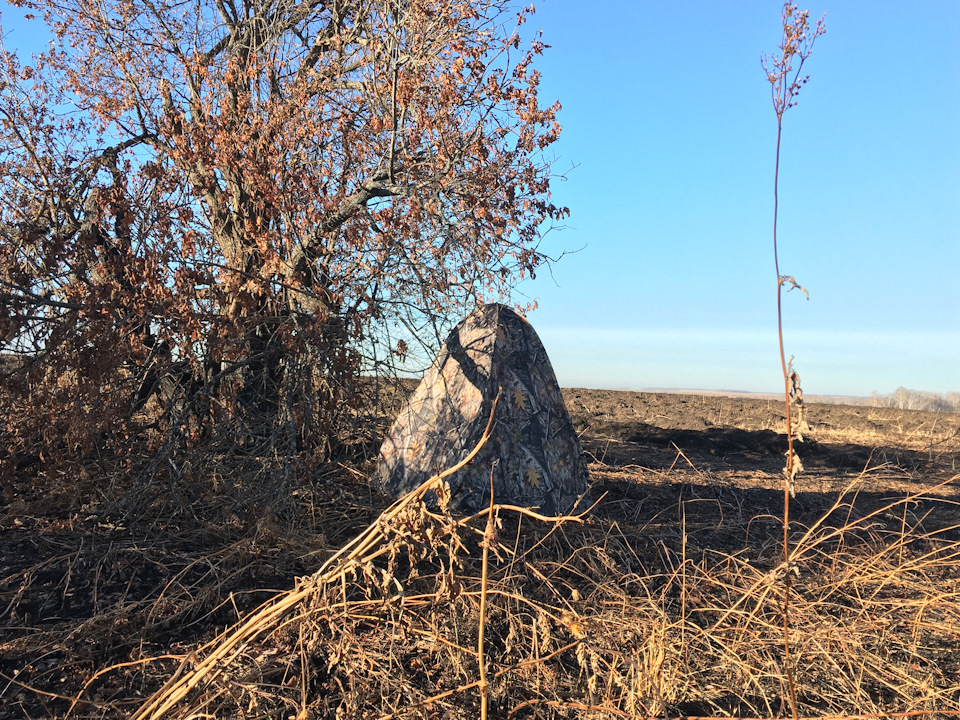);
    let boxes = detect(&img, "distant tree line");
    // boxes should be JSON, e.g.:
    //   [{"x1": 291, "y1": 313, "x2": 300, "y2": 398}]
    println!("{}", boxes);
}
[{"x1": 869, "y1": 388, "x2": 960, "y2": 413}]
